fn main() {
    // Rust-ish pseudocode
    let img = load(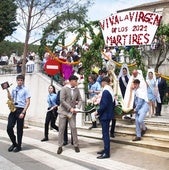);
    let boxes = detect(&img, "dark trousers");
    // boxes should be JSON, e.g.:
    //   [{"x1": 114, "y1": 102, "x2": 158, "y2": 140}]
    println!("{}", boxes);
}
[
  {"x1": 156, "y1": 94, "x2": 165, "y2": 115},
  {"x1": 100, "y1": 119, "x2": 111, "y2": 155},
  {"x1": 64, "y1": 119, "x2": 73, "y2": 144},
  {"x1": 44, "y1": 110, "x2": 58, "y2": 138},
  {"x1": 110, "y1": 118, "x2": 116, "y2": 135},
  {"x1": 64, "y1": 119, "x2": 68, "y2": 142},
  {"x1": 156, "y1": 102, "x2": 162, "y2": 115},
  {"x1": 7, "y1": 108, "x2": 24, "y2": 147}
]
